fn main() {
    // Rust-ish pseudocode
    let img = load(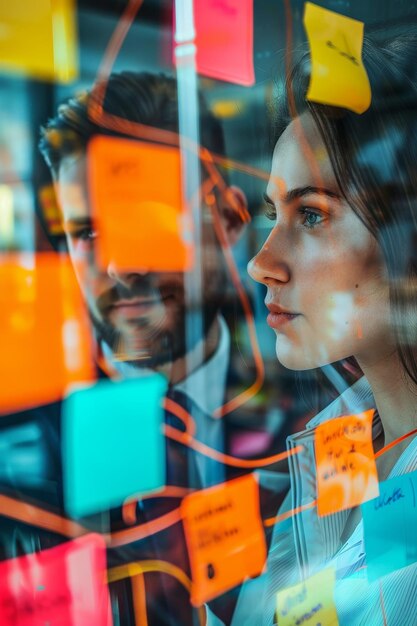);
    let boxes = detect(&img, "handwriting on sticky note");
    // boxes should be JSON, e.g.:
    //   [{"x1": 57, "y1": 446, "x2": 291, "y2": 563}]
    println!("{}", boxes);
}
[
  {"x1": 373, "y1": 486, "x2": 405, "y2": 510},
  {"x1": 303, "y1": 2, "x2": 371, "y2": 114},
  {"x1": 193, "y1": 0, "x2": 254, "y2": 86},
  {"x1": 181, "y1": 474, "x2": 266, "y2": 605},
  {"x1": 0, "y1": 534, "x2": 112, "y2": 626},
  {"x1": 325, "y1": 40, "x2": 360, "y2": 66},
  {"x1": 276, "y1": 568, "x2": 339, "y2": 626},
  {"x1": 315, "y1": 409, "x2": 378, "y2": 516},
  {"x1": 88, "y1": 136, "x2": 194, "y2": 273},
  {"x1": 362, "y1": 471, "x2": 417, "y2": 581}
]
